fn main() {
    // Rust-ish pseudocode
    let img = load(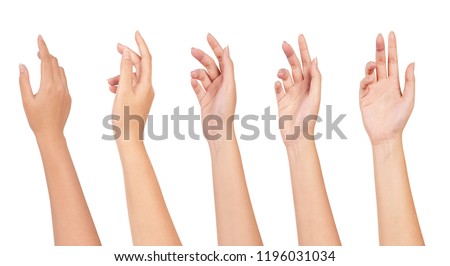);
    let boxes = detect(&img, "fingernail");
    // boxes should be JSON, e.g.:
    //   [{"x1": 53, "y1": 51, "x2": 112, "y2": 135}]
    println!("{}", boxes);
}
[
  {"x1": 277, "y1": 70, "x2": 283, "y2": 77},
  {"x1": 226, "y1": 45, "x2": 230, "y2": 56},
  {"x1": 190, "y1": 70, "x2": 197, "y2": 77},
  {"x1": 315, "y1": 57, "x2": 318, "y2": 67},
  {"x1": 123, "y1": 49, "x2": 130, "y2": 60},
  {"x1": 19, "y1": 64, "x2": 25, "y2": 73},
  {"x1": 412, "y1": 62, "x2": 415, "y2": 71},
  {"x1": 38, "y1": 35, "x2": 43, "y2": 41}
]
